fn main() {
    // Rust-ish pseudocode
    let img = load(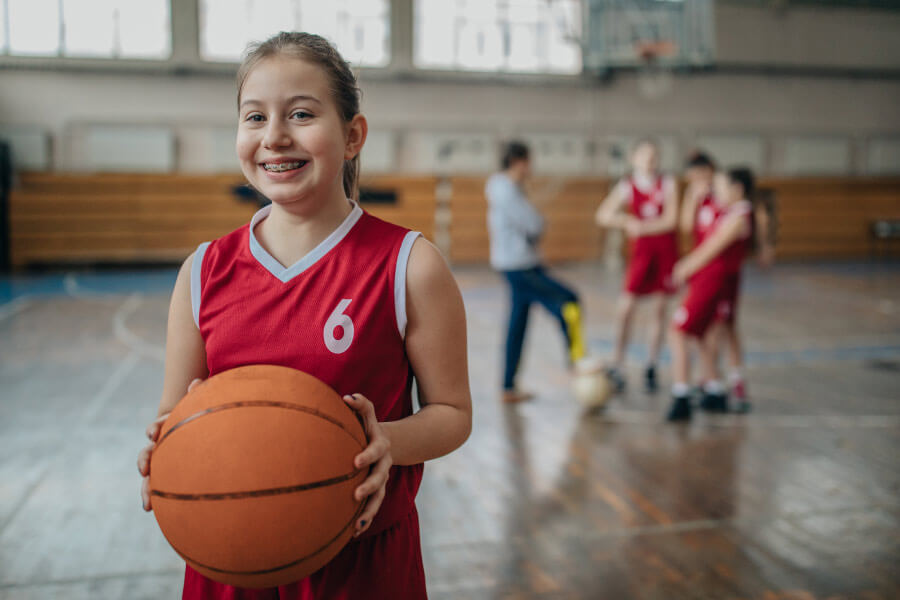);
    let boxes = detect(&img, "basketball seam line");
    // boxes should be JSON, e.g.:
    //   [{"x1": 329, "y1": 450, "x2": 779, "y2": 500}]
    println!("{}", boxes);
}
[
  {"x1": 150, "y1": 469, "x2": 363, "y2": 501},
  {"x1": 168, "y1": 499, "x2": 366, "y2": 577},
  {"x1": 156, "y1": 400, "x2": 366, "y2": 449}
]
